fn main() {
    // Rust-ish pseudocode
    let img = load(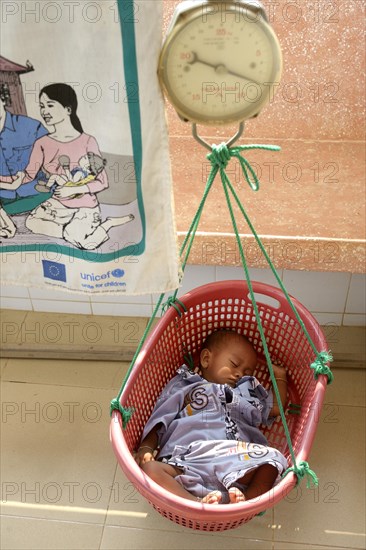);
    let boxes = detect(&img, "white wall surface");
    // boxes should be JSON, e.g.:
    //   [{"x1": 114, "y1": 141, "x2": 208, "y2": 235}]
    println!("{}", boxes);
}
[{"x1": 1, "y1": 266, "x2": 365, "y2": 326}]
